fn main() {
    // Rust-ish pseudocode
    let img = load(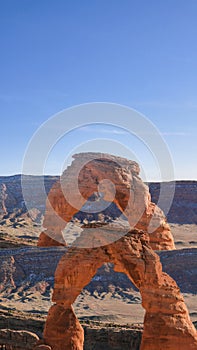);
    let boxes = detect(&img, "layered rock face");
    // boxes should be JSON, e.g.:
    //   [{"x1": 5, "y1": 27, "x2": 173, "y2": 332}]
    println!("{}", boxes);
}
[
  {"x1": 42, "y1": 229, "x2": 197, "y2": 350},
  {"x1": 38, "y1": 153, "x2": 174, "y2": 250},
  {"x1": 149, "y1": 181, "x2": 197, "y2": 224}
]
